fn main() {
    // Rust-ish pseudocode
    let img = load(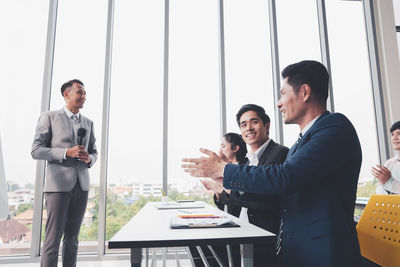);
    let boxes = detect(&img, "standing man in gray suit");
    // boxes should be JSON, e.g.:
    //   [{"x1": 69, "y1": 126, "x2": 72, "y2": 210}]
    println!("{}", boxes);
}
[{"x1": 32, "y1": 79, "x2": 97, "y2": 267}]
